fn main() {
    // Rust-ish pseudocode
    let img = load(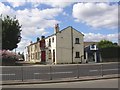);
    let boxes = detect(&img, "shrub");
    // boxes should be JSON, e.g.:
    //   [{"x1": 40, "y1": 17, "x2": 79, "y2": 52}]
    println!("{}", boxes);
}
[{"x1": 0, "y1": 50, "x2": 19, "y2": 66}]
